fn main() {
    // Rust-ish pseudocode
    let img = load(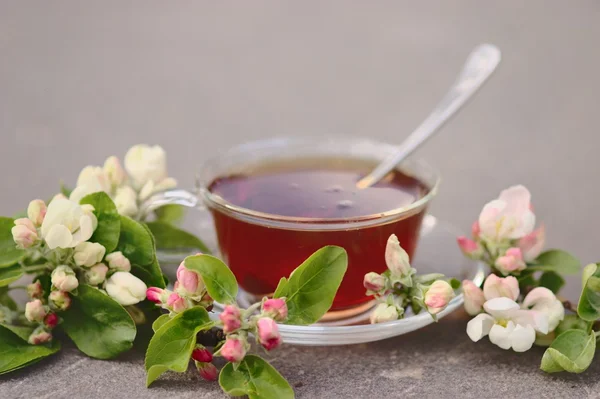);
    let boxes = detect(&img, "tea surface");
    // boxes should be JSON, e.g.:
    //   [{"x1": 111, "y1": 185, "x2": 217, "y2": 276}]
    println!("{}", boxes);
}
[{"x1": 208, "y1": 158, "x2": 427, "y2": 218}]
